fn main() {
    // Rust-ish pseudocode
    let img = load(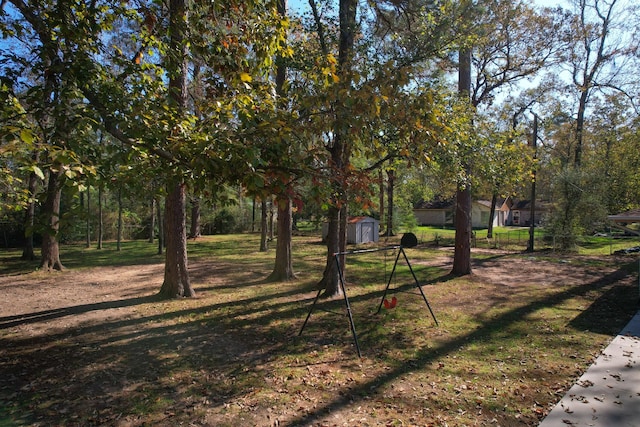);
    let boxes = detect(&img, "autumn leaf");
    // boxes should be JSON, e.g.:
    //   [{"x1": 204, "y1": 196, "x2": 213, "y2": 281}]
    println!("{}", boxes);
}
[{"x1": 240, "y1": 72, "x2": 252, "y2": 82}]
